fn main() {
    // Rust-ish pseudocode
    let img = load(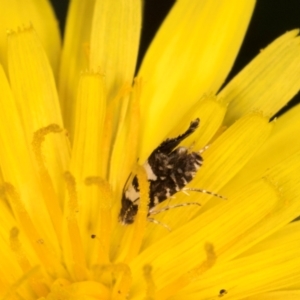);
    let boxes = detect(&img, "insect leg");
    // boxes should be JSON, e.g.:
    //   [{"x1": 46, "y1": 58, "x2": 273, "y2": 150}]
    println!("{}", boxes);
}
[{"x1": 147, "y1": 218, "x2": 171, "y2": 231}]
